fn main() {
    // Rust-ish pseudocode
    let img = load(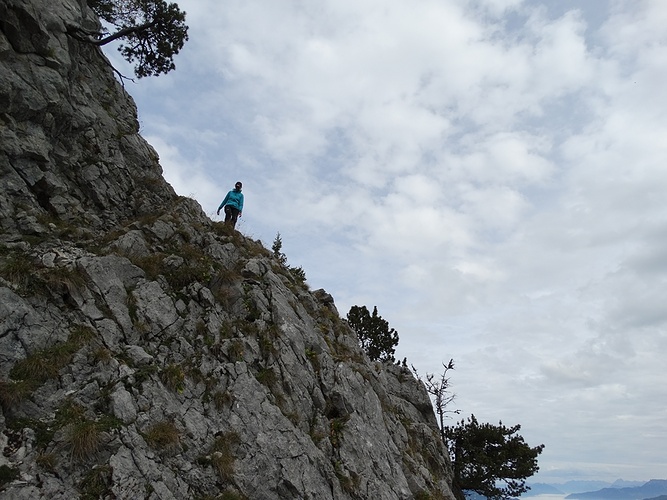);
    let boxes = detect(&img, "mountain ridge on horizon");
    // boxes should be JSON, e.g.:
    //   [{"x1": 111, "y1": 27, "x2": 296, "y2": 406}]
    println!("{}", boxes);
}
[{"x1": 521, "y1": 479, "x2": 667, "y2": 499}]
